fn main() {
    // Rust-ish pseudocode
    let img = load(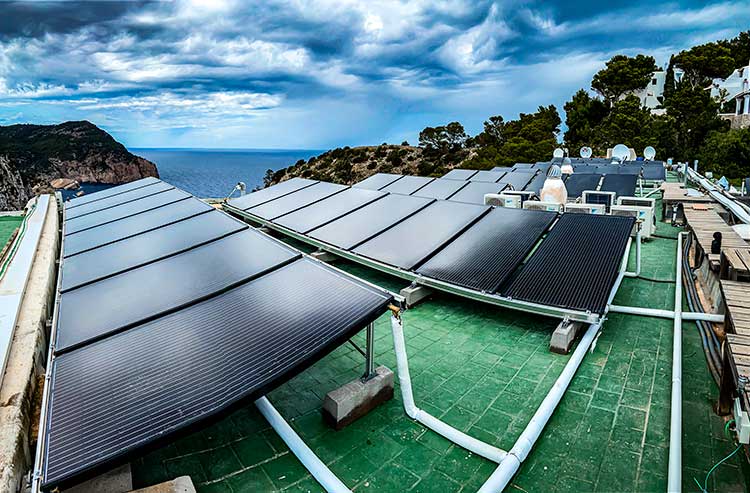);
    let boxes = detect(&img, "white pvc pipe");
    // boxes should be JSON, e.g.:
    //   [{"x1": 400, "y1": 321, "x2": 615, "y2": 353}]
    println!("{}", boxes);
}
[
  {"x1": 390, "y1": 316, "x2": 508, "y2": 463},
  {"x1": 687, "y1": 168, "x2": 750, "y2": 224},
  {"x1": 644, "y1": 187, "x2": 662, "y2": 198},
  {"x1": 624, "y1": 230, "x2": 641, "y2": 278},
  {"x1": 477, "y1": 321, "x2": 602, "y2": 493},
  {"x1": 608, "y1": 304, "x2": 724, "y2": 323},
  {"x1": 667, "y1": 233, "x2": 683, "y2": 492},
  {"x1": 476, "y1": 237, "x2": 630, "y2": 492},
  {"x1": 255, "y1": 396, "x2": 351, "y2": 493}
]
